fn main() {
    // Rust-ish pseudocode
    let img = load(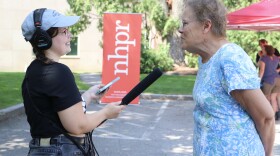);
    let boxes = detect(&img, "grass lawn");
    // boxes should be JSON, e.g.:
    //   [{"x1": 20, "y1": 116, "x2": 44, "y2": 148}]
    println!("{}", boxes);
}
[
  {"x1": 0, "y1": 72, "x2": 25, "y2": 109},
  {"x1": 0, "y1": 72, "x2": 196, "y2": 109},
  {"x1": 141, "y1": 74, "x2": 195, "y2": 95}
]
